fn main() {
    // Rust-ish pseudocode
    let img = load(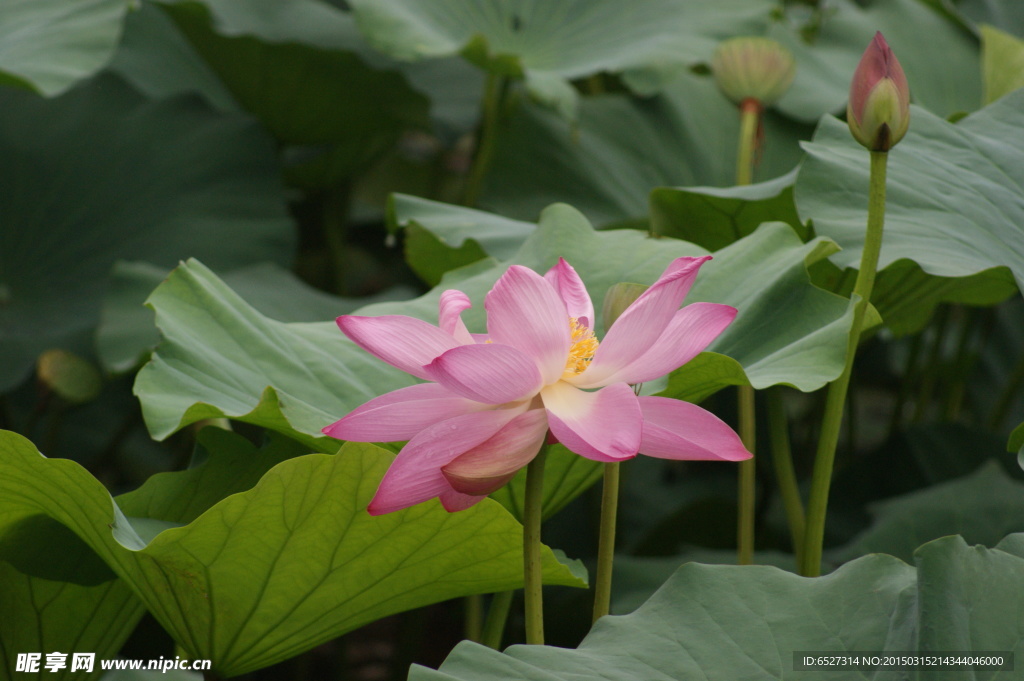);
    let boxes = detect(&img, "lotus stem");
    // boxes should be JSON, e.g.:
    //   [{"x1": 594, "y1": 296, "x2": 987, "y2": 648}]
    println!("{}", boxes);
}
[
  {"x1": 464, "y1": 594, "x2": 483, "y2": 642},
  {"x1": 463, "y1": 72, "x2": 505, "y2": 207},
  {"x1": 592, "y1": 461, "x2": 621, "y2": 622},
  {"x1": 802, "y1": 150, "x2": 889, "y2": 577},
  {"x1": 735, "y1": 97, "x2": 760, "y2": 565},
  {"x1": 767, "y1": 387, "x2": 804, "y2": 562},
  {"x1": 480, "y1": 591, "x2": 515, "y2": 650},
  {"x1": 523, "y1": 445, "x2": 548, "y2": 644}
]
